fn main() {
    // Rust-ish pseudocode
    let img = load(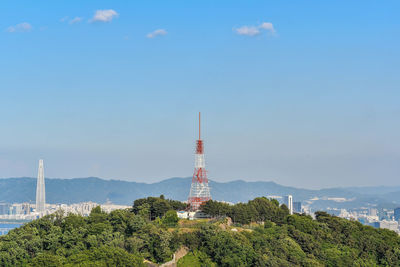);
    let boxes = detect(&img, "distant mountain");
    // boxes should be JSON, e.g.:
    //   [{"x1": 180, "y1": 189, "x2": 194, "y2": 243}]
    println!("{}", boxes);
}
[
  {"x1": 0, "y1": 177, "x2": 399, "y2": 209},
  {"x1": 340, "y1": 185, "x2": 400, "y2": 196}
]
